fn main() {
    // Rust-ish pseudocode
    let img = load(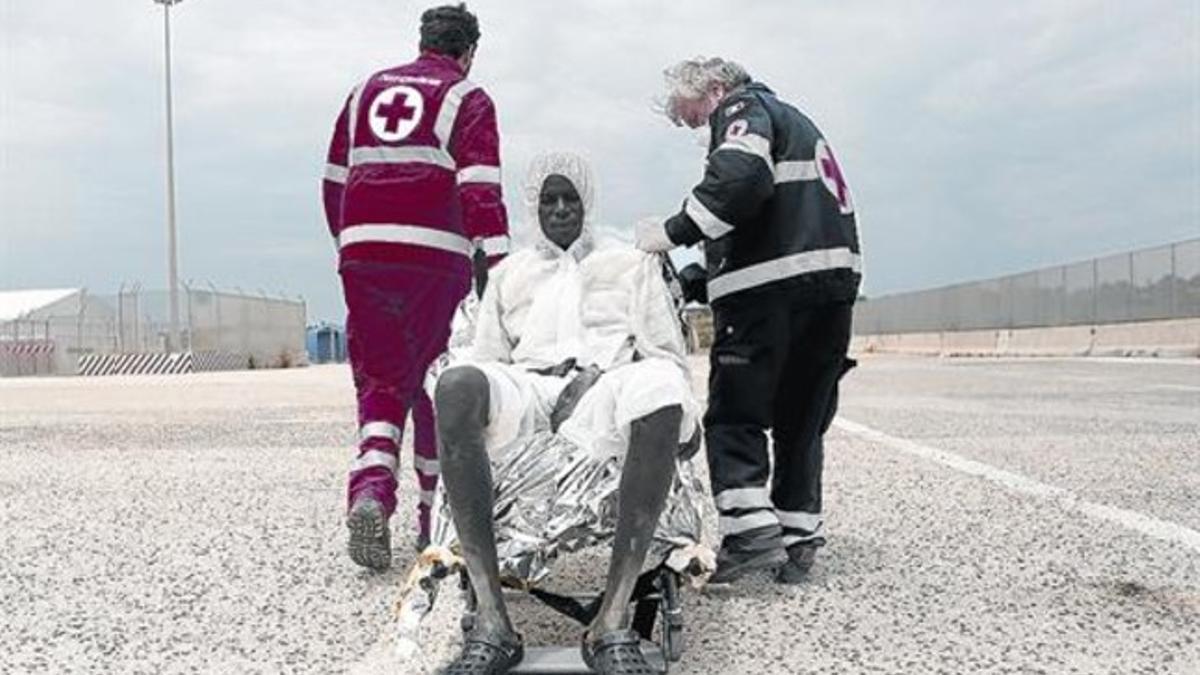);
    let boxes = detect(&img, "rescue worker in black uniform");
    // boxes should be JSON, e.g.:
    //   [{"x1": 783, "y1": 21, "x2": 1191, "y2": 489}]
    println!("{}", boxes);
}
[{"x1": 636, "y1": 57, "x2": 862, "y2": 584}]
